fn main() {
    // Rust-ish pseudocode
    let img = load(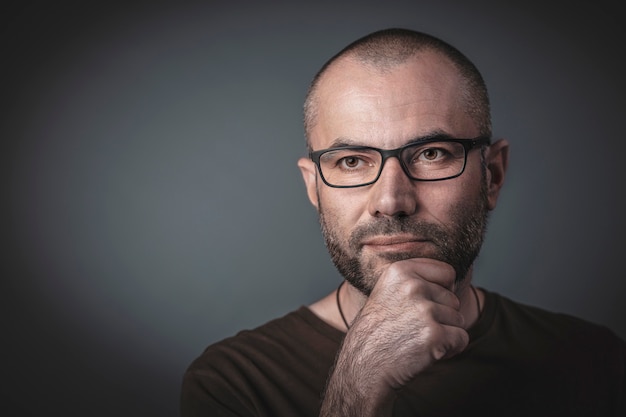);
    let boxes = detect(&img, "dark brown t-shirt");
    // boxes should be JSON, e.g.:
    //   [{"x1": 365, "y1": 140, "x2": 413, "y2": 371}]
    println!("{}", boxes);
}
[{"x1": 181, "y1": 289, "x2": 625, "y2": 416}]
